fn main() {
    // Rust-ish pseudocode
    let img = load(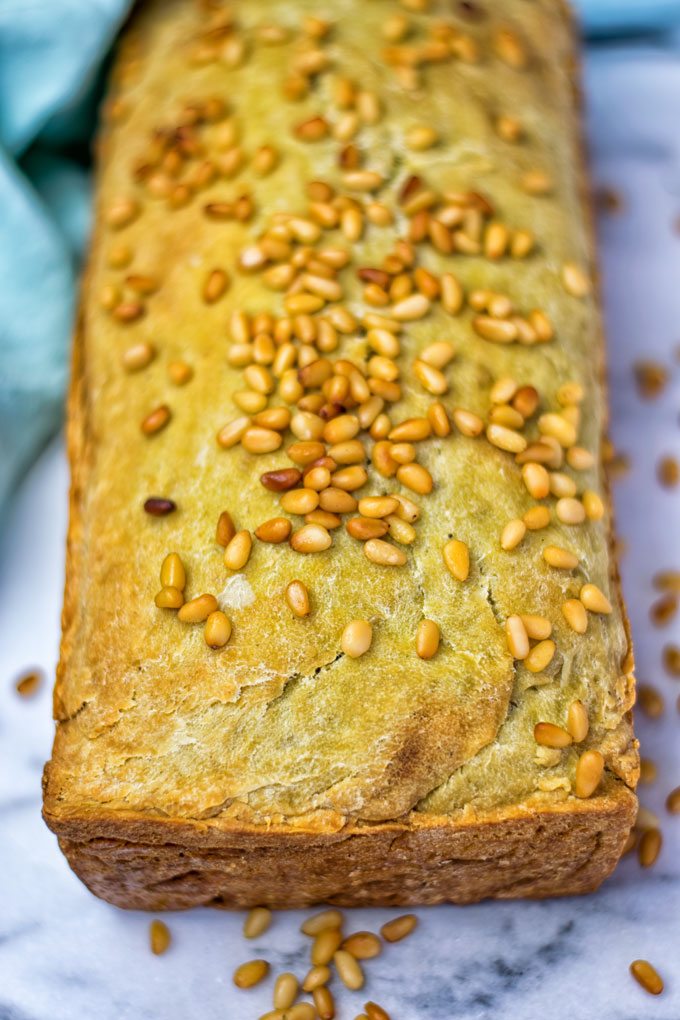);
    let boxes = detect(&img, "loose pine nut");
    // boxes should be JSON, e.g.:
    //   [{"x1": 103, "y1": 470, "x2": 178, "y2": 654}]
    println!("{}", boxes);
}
[
  {"x1": 506, "y1": 615, "x2": 529, "y2": 659},
  {"x1": 285, "y1": 579, "x2": 311, "y2": 618},
  {"x1": 224, "y1": 530, "x2": 252, "y2": 570},
  {"x1": 524, "y1": 639, "x2": 556, "y2": 673},
  {"x1": 416, "y1": 619, "x2": 440, "y2": 659},
  {"x1": 312, "y1": 929, "x2": 343, "y2": 966},
  {"x1": 243, "y1": 907, "x2": 272, "y2": 938},
  {"x1": 365, "y1": 1004, "x2": 391, "y2": 1020},
  {"x1": 320, "y1": 488, "x2": 358, "y2": 514},
  {"x1": 380, "y1": 914, "x2": 417, "y2": 943},
  {"x1": 341, "y1": 620, "x2": 373, "y2": 658},
  {"x1": 334, "y1": 949, "x2": 364, "y2": 990},
  {"x1": 290, "y1": 523, "x2": 332, "y2": 553},
  {"x1": 538, "y1": 412, "x2": 577, "y2": 448},
  {"x1": 285, "y1": 1004, "x2": 316, "y2": 1020},
  {"x1": 348, "y1": 517, "x2": 389, "y2": 540},
  {"x1": 638, "y1": 828, "x2": 662, "y2": 868},
  {"x1": 364, "y1": 538, "x2": 407, "y2": 566},
  {"x1": 567, "y1": 700, "x2": 589, "y2": 742},
  {"x1": 413, "y1": 359, "x2": 448, "y2": 395},
  {"x1": 543, "y1": 546, "x2": 579, "y2": 570},
  {"x1": 501, "y1": 519, "x2": 526, "y2": 550},
  {"x1": 562, "y1": 599, "x2": 588, "y2": 634},
  {"x1": 178, "y1": 593, "x2": 218, "y2": 624},
  {"x1": 428, "y1": 401, "x2": 451, "y2": 437},
  {"x1": 204, "y1": 610, "x2": 232, "y2": 648},
  {"x1": 583, "y1": 490, "x2": 605, "y2": 520},
  {"x1": 301, "y1": 910, "x2": 344, "y2": 936},
  {"x1": 160, "y1": 552, "x2": 186, "y2": 590},
  {"x1": 358, "y1": 496, "x2": 399, "y2": 519},
  {"x1": 150, "y1": 920, "x2": 171, "y2": 955},
  {"x1": 580, "y1": 583, "x2": 612, "y2": 614},
  {"x1": 575, "y1": 749, "x2": 604, "y2": 797},
  {"x1": 453, "y1": 408, "x2": 484, "y2": 437},
  {"x1": 242, "y1": 427, "x2": 283, "y2": 454},
  {"x1": 215, "y1": 511, "x2": 236, "y2": 547},
  {"x1": 556, "y1": 497, "x2": 586, "y2": 525},
  {"x1": 562, "y1": 261, "x2": 591, "y2": 298},
  {"x1": 341, "y1": 932, "x2": 382, "y2": 959},
  {"x1": 534, "y1": 722, "x2": 572, "y2": 748},
  {"x1": 396, "y1": 463, "x2": 433, "y2": 494},
  {"x1": 524, "y1": 506, "x2": 551, "y2": 530},
  {"x1": 391, "y1": 293, "x2": 430, "y2": 321},
  {"x1": 122, "y1": 341, "x2": 155, "y2": 372},
  {"x1": 155, "y1": 586, "x2": 184, "y2": 610},
  {"x1": 203, "y1": 268, "x2": 229, "y2": 303},
  {"x1": 389, "y1": 417, "x2": 431, "y2": 442},
  {"x1": 666, "y1": 786, "x2": 680, "y2": 814},
  {"x1": 233, "y1": 959, "x2": 269, "y2": 988},
  {"x1": 303, "y1": 965, "x2": 331, "y2": 991},
  {"x1": 274, "y1": 973, "x2": 299, "y2": 1009},
  {"x1": 629, "y1": 960, "x2": 664, "y2": 996},
  {"x1": 443, "y1": 539, "x2": 470, "y2": 581},
  {"x1": 312, "y1": 986, "x2": 335, "y2": 1020}
]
